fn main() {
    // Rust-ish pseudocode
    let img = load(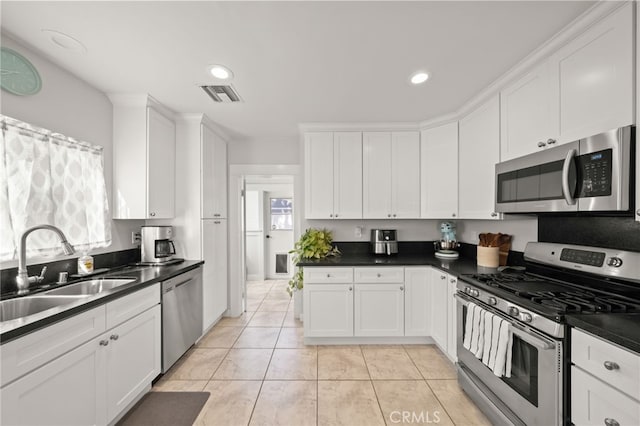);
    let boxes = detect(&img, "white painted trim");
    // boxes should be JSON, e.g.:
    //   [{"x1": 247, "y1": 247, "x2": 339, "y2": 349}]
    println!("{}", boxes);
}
[
  {"x1": 107, "y1": 93, "x2": 176, "y2": 120},
  {"x1": 299, "y1": 122, "x2": 420, "y2": 132},
  {"x1": 304, "y1": 336, "x2": 434, "y2": 345},
  {"x1": 174, "y1": 112, "x2": 233, "y2": 142},
  {"x1": 228, "y1": 164, "x2": 302, "y2": 317}
]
